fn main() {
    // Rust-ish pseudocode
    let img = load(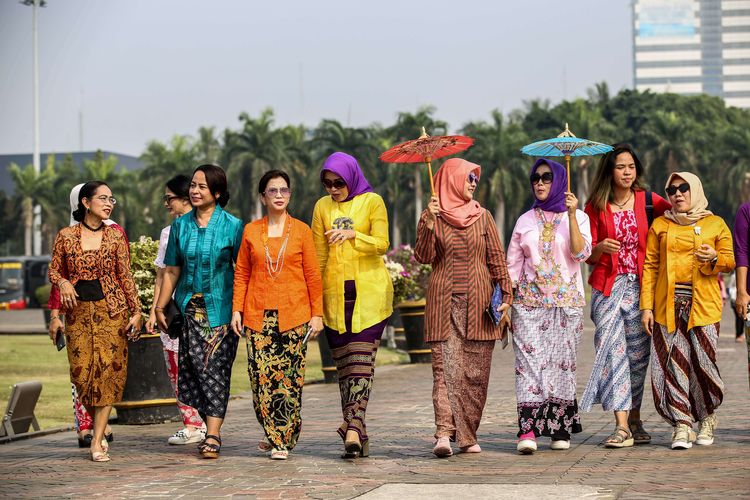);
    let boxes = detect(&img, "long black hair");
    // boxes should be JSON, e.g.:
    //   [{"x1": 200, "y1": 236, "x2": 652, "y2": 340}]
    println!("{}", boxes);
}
[
  {"x1": 72, "y1": 181, "x2": 109, "y2": 222},
  {"x1": 587, "y1": 143, "x2": 645, "y2": 212}
]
